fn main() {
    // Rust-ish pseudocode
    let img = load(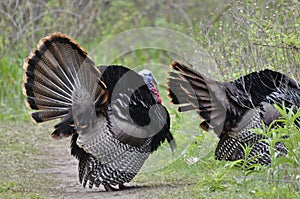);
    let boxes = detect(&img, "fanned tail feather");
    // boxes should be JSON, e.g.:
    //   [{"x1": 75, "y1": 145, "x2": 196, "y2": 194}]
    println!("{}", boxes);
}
[
  {"x1": 167, "y1": 61, "x2": 226, "y2": 133},
  {"x1": 22, "y1": 32, "x2": 108, "y2": 138}
]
